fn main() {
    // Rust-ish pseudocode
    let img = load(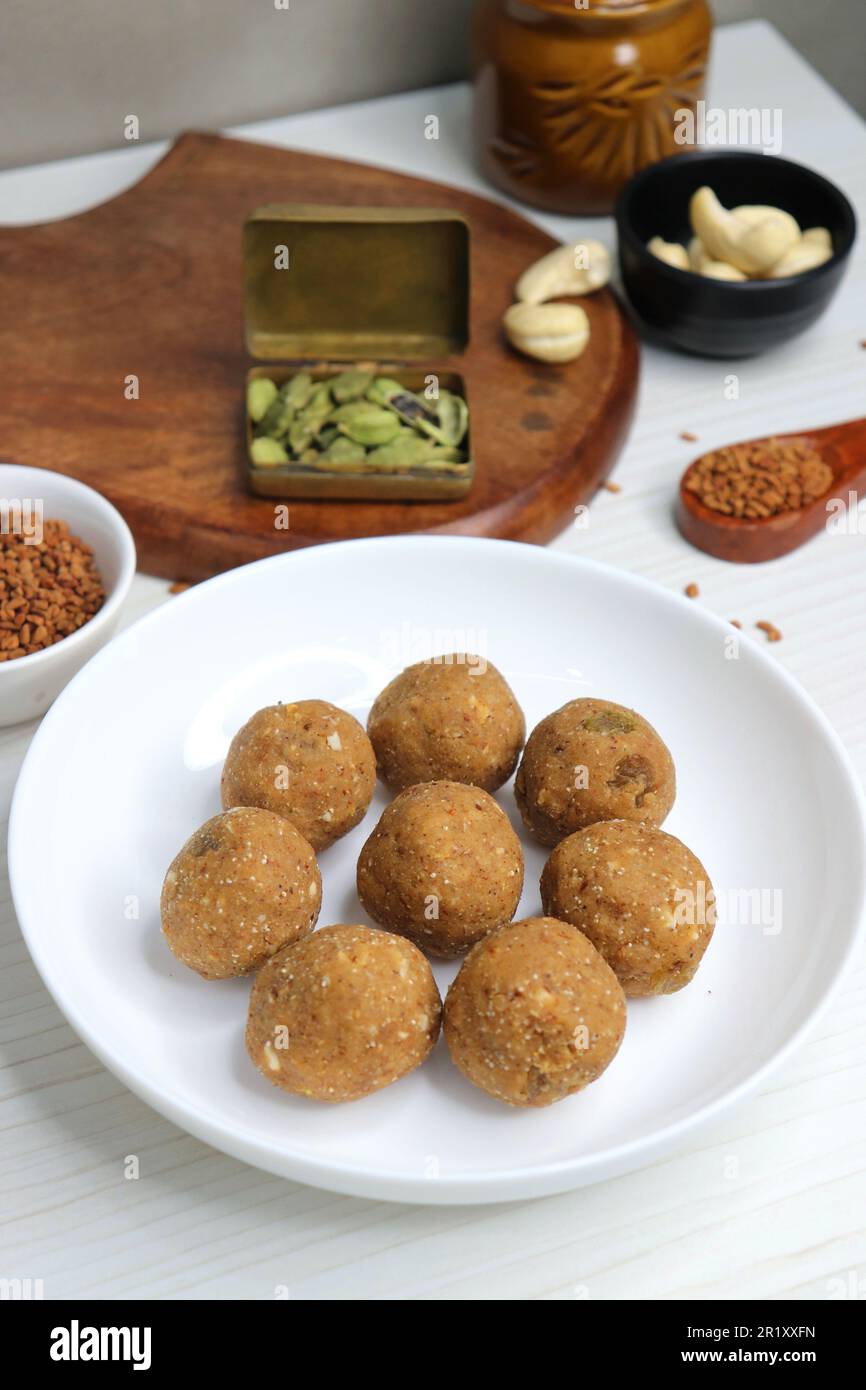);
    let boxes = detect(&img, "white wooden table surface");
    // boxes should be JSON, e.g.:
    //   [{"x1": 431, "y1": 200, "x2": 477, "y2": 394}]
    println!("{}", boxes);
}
[{"x1": 2, "y1": 20, "x2": 865, "y2": 1301}]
